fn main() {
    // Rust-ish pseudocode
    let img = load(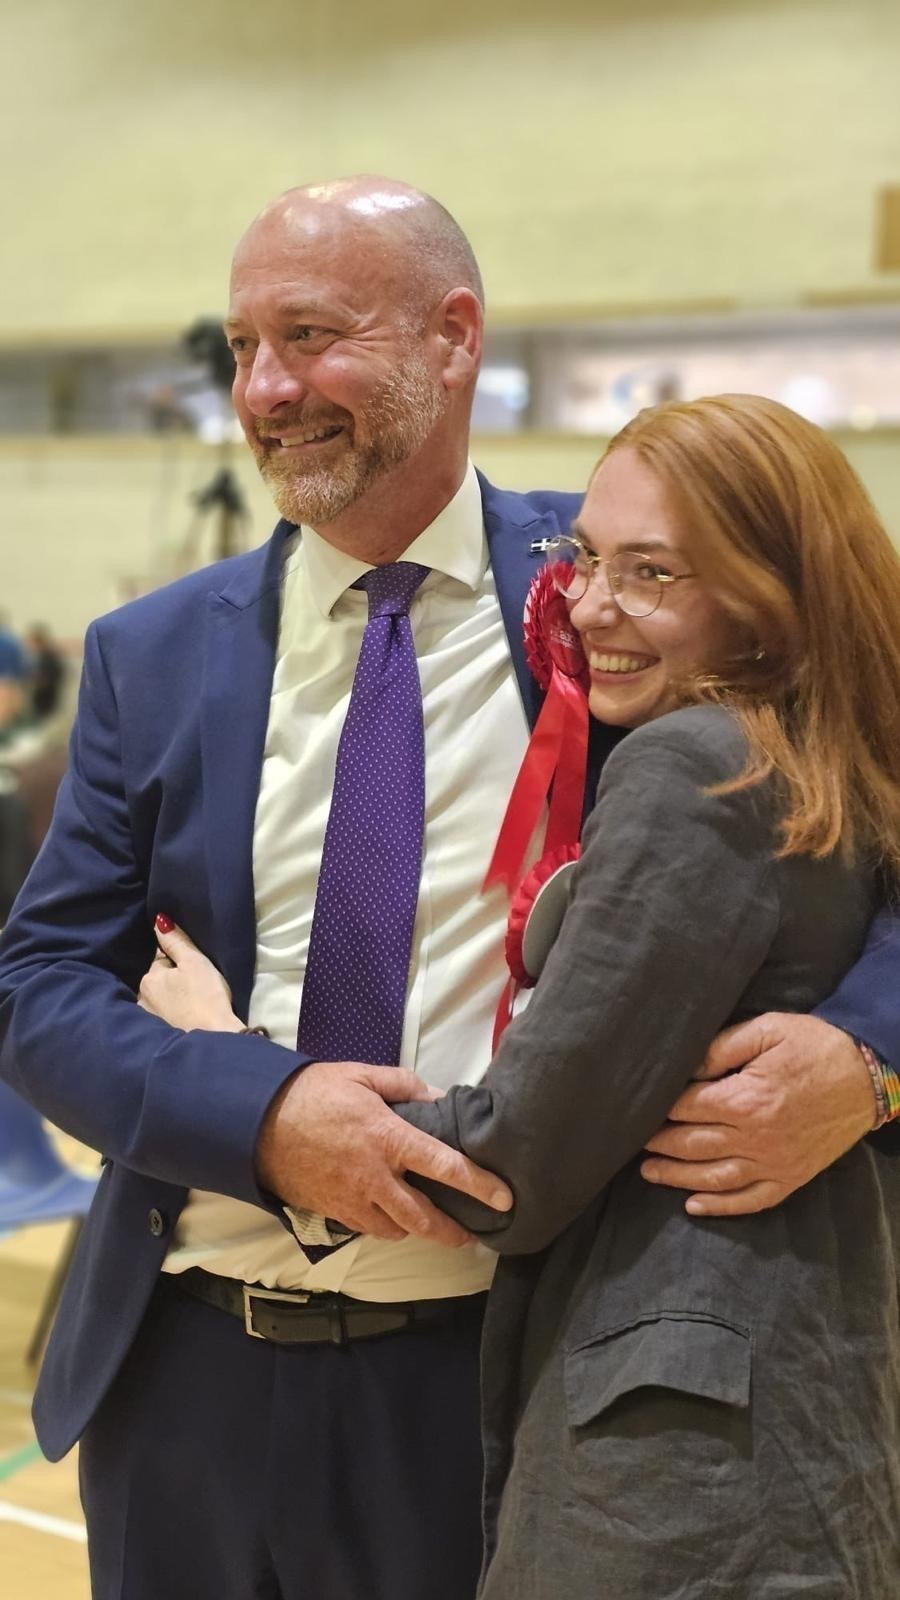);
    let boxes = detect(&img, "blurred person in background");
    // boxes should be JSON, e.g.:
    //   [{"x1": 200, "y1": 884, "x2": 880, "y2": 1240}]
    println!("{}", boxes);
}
[
  {"x1": 0, "y1": 620, "x2": 67, "y2": 776},
  {"x1": 0, "y1": 614, "x2": 26, "y2": 682},
  {"x1": 0, "y1": 616, "x2": 27, "y2": 746},
  {"x1": 0, "y1": 623, "x2": 32, "y2": 919},
  {"x1": 0, "y1": 768, "x2": 29, "y2": 924},
  {"x1": 24, "y1": 622, "x2": 67, "y2": 722},
  {"x1": 0, "y1": 675, "x2": 26, "y2": 745},
  {"x1": 1, "y1": 181, "x2": 898, "y2": 1600}
]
